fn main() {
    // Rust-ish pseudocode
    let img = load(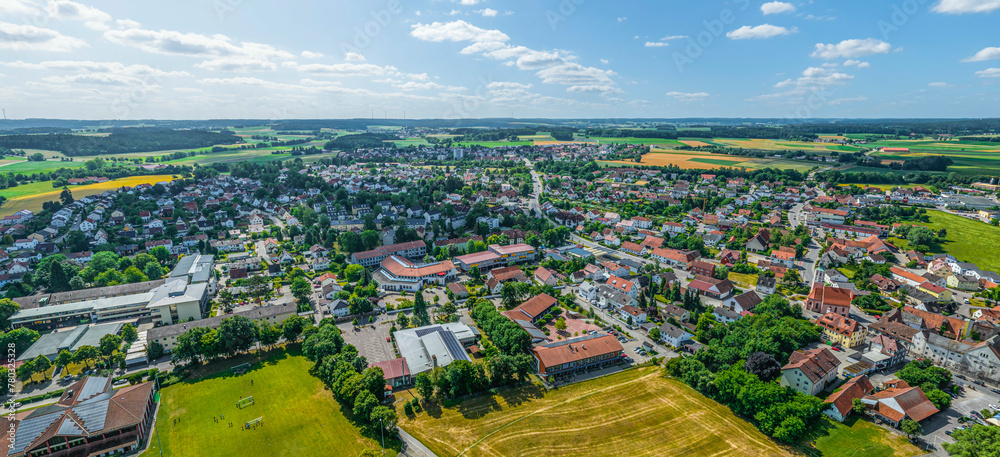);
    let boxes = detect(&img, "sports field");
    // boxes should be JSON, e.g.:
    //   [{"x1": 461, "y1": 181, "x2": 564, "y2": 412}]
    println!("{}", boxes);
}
[
  {"x1": 399, "y1": 367, "x2": 789, "y2": 457},
  {"x1": 143, "y1": 347, "x2": 390, "y2": 457},
  {"x1": 0, "y1": 174, "x2": 179, "y2": 217}
]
